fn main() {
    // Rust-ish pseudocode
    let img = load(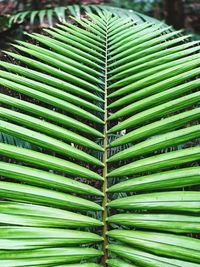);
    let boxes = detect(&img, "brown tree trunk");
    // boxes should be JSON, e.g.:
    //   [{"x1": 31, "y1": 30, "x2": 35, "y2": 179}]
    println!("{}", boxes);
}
[{"x1": 164, "y1": 0, "x2": 185, "y2": 29}]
